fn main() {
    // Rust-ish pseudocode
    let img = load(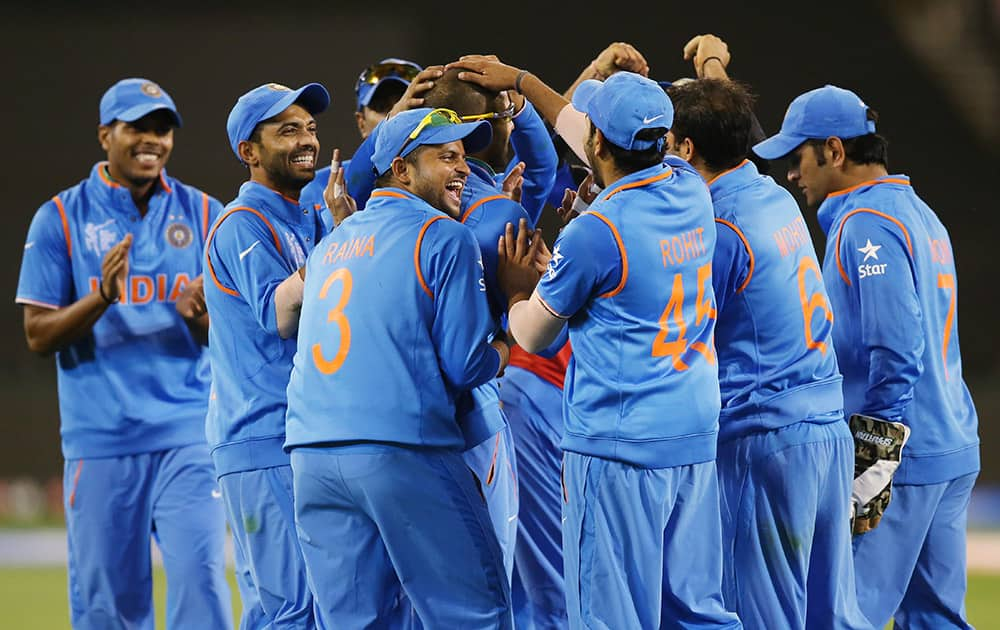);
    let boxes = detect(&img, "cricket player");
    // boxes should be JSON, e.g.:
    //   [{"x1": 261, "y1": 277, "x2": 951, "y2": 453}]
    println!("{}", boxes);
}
[
  {"x1": 498, "y1": 71, "x2": 740, "y2": 629},
  {"x1": 754, "y1": 84, "x2": 980, "y2": 629},
  {"x1": 285, "y1": 107, "x2": 513, "y2": 628},
  {"x1": 301, "y1": 57, "x2": 423, "y2": 230},
  {"x1": 204, "y1": 81, "x2": 330, "y2": 628},
  {"x1": 15, "y1": 78, "x2": 231, "y2": 629},
  {"x1": 665, "y1": 72, "x2": 870, "y2": 629}
]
